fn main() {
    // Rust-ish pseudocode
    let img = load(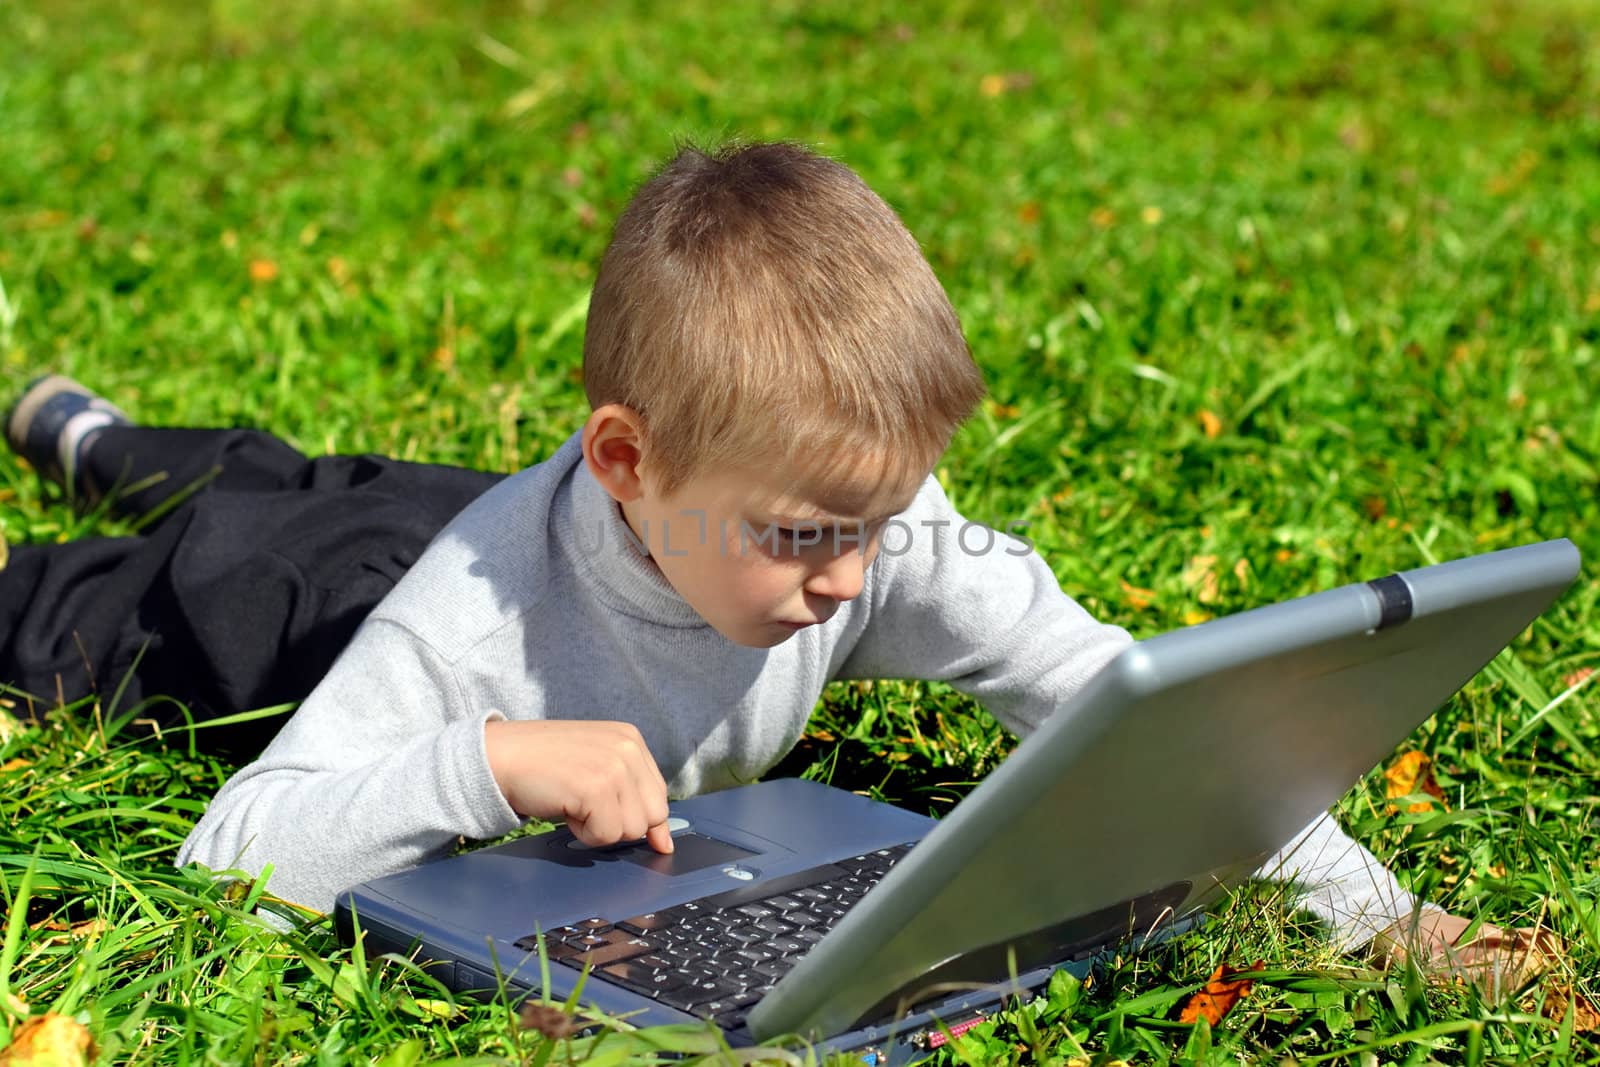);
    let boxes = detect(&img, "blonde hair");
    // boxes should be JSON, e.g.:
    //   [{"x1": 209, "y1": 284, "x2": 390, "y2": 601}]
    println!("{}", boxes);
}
[{"x1": 583, "y1": 142, "x2": 985, "y2": 496}]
